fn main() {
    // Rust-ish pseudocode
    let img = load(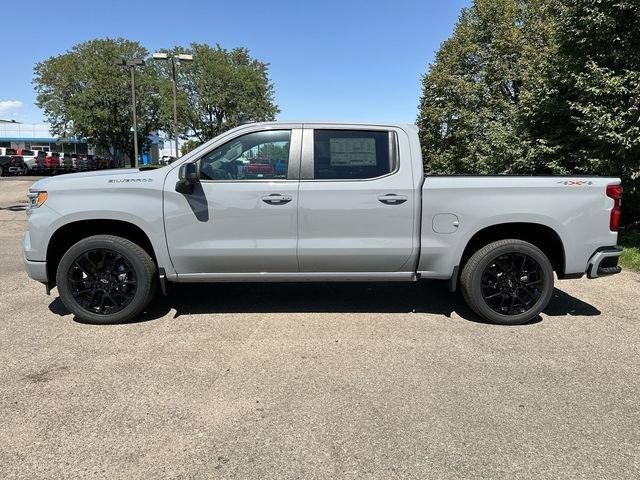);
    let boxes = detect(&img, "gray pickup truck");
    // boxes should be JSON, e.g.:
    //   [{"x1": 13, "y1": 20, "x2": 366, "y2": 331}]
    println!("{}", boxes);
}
[{"x1": 23, "y1": 122, "x2": 623, "y2": 325}]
